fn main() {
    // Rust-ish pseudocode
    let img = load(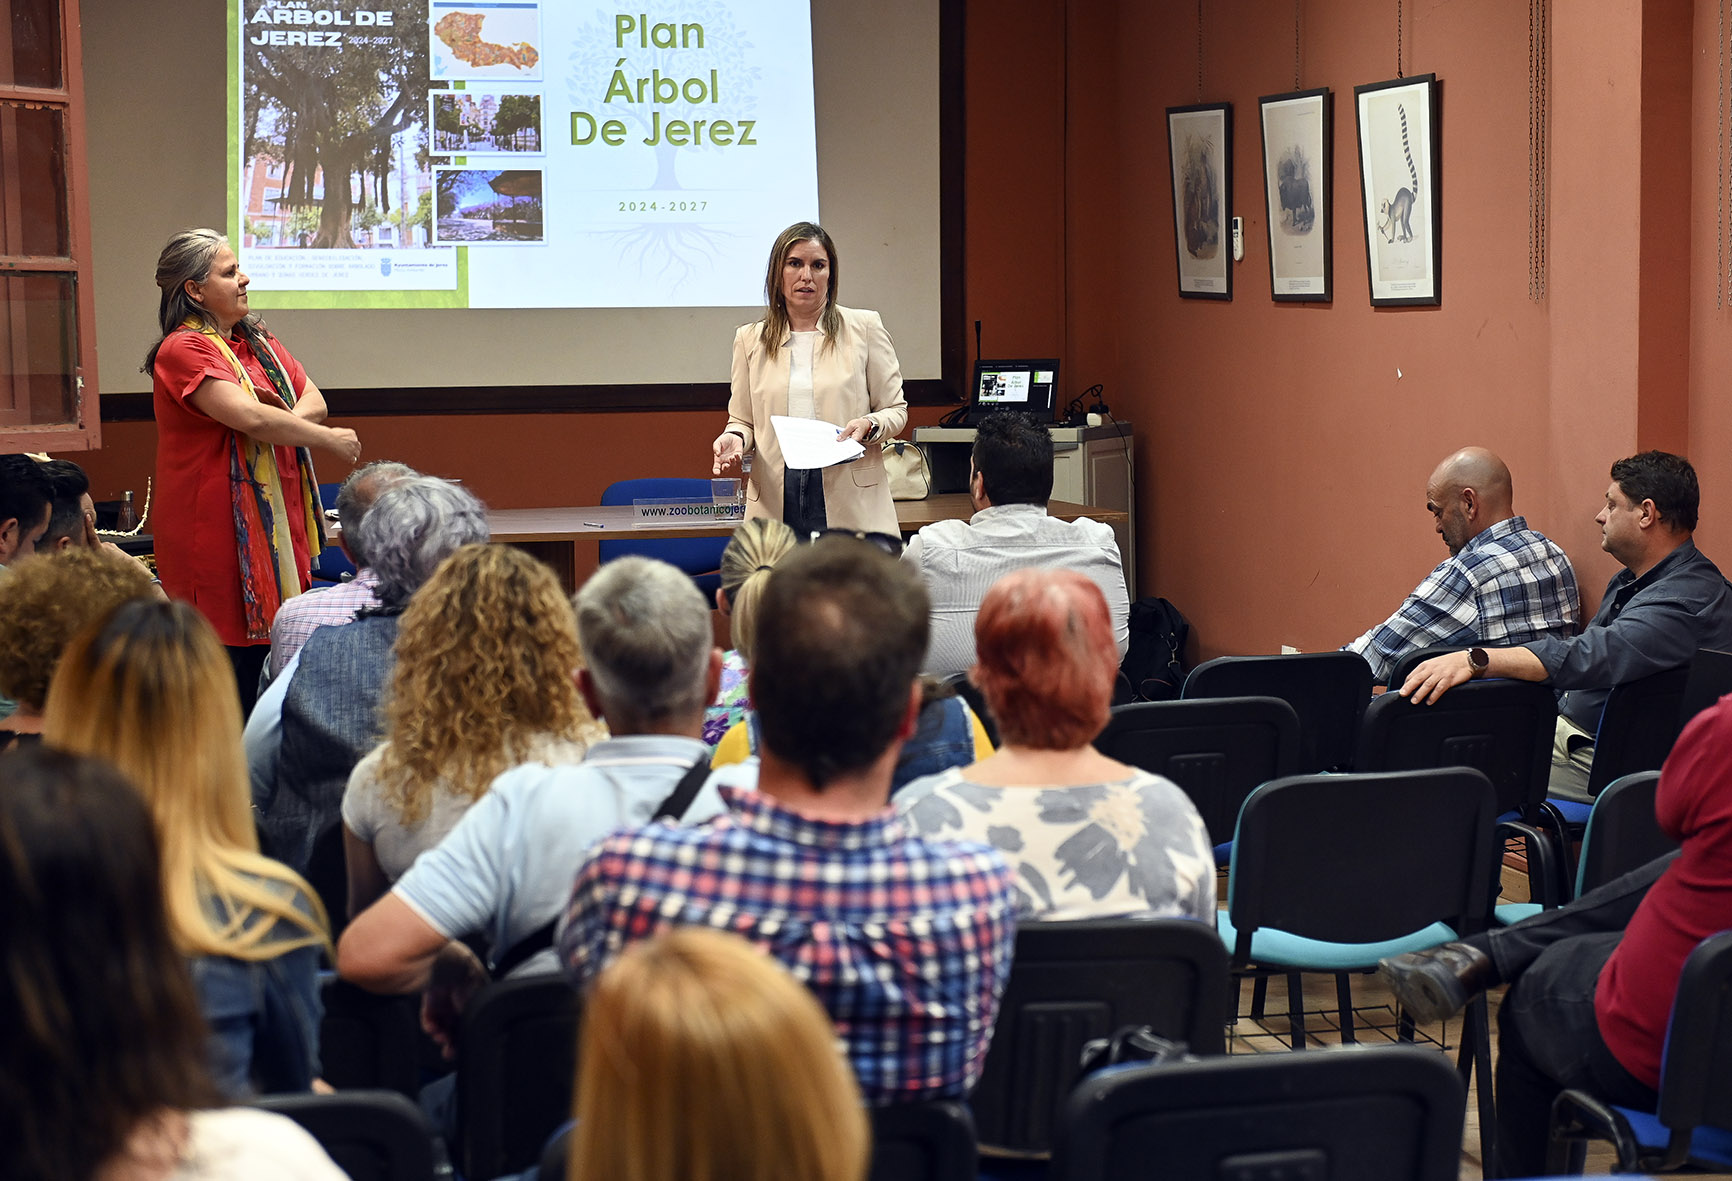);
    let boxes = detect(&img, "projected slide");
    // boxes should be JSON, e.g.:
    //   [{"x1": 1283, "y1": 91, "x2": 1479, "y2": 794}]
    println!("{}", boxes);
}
[{"x1": 233, "y1": 0, "x2": 818, "y2": 309}]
